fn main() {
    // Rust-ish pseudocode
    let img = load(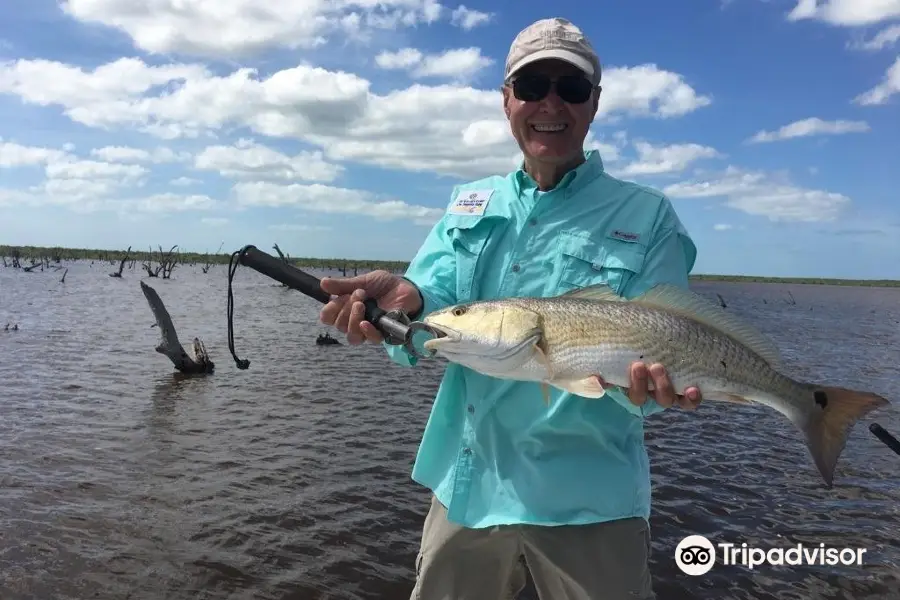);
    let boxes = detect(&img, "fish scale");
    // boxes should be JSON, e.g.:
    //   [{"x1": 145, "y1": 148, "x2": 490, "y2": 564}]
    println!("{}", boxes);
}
[
  {"x1": 537, "y1": 298, "x2": 792, "y2": 407},
  {"x1": 422, "y1": 282, "x2": 891, "y2": 486}
]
